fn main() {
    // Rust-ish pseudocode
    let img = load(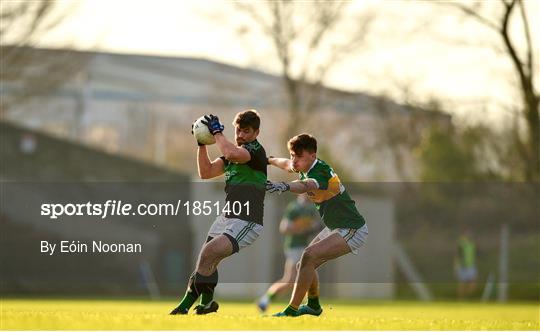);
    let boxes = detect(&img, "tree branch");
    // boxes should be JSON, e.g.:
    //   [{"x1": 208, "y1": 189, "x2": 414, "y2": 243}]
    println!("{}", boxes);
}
[
  {"x1": 442, "y1": 2, "x2": 500, "y2": 32},
  {"x1": 298, "y1": 2, "x2": 346, "y2": 83},
  {"x1": 517, "y1": 0, "x2": 533, "y2": 79},
  {"x1": 500, "y1": 0, "x2": 531, "y2": 95}
]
